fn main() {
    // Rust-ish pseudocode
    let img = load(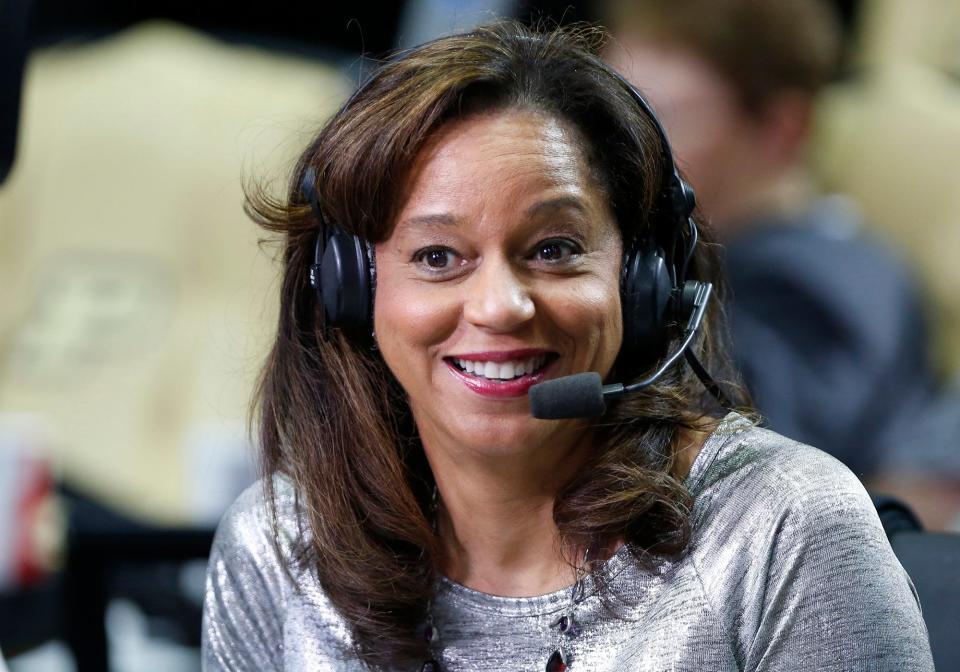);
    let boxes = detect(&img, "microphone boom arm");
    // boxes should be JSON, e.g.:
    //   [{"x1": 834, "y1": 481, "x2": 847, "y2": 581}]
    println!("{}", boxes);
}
[{"x1": 603, "y1": 282, "x2": 713, "y2": 399}]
